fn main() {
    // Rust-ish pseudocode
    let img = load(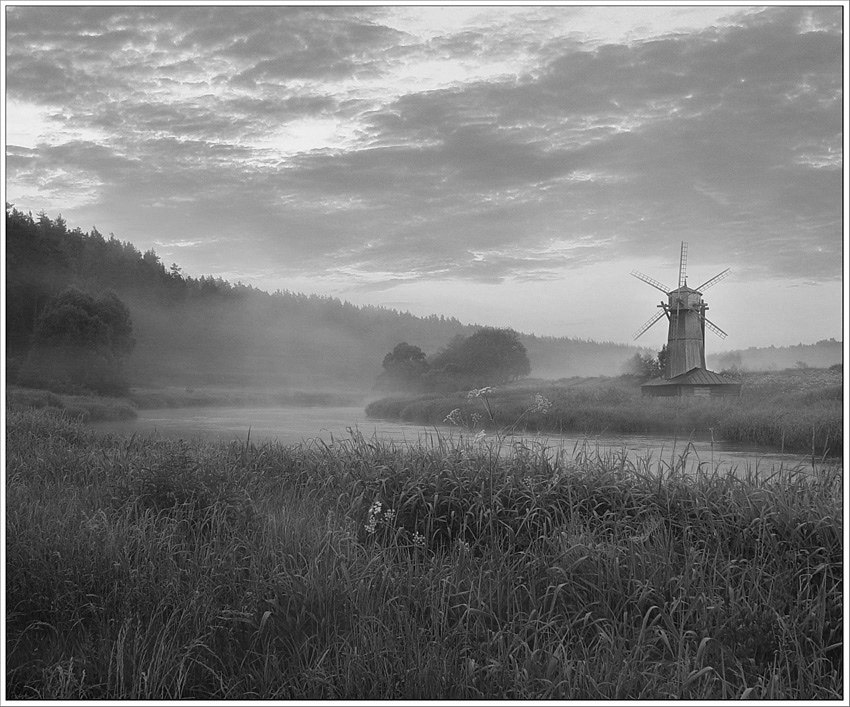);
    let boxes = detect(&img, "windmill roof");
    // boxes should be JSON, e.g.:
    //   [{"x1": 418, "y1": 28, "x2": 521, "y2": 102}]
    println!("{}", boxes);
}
[{"x1": 642, "y1": 368, "x2": 741, "y2": 386}]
